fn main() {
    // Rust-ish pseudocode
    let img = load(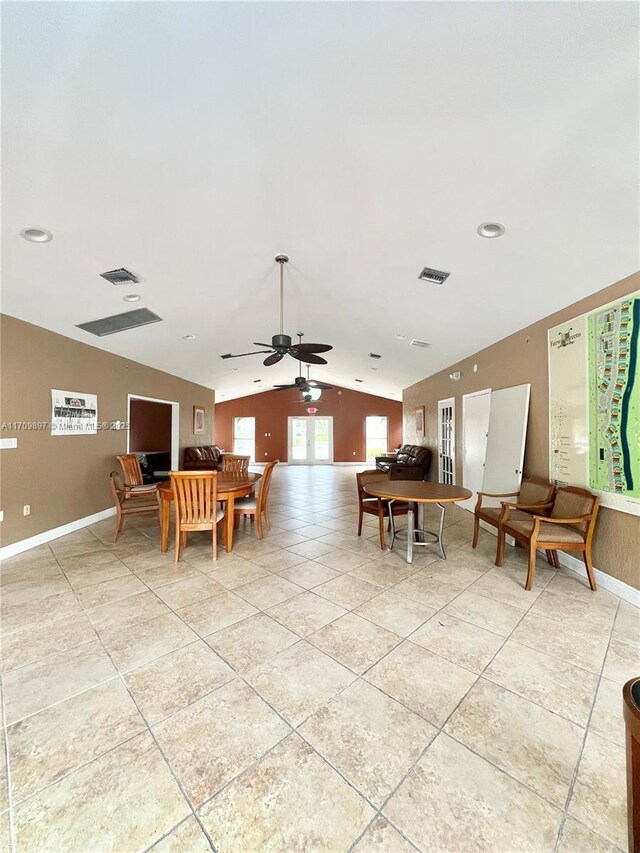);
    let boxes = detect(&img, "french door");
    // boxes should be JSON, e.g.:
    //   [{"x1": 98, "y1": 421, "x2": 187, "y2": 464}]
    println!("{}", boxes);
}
[
  {"x1": 437, "y1": 398, "x2": 456, "y2": 485},
  {"x1": 288, "y1": 416, "x2": 334, "y2": 464}
]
